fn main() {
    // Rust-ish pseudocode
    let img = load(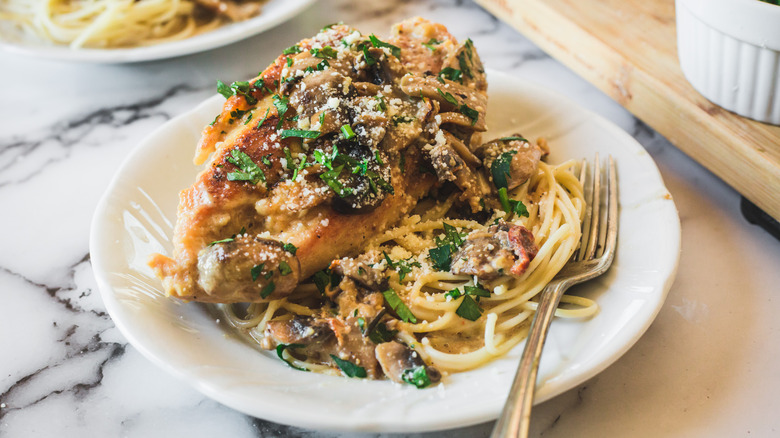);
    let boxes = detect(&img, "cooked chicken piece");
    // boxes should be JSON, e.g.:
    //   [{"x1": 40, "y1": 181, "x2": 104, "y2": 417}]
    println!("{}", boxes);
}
[
  {"x1": 148, "y1": 18, "x2": 488, "y2": 303},
  {"x1": 450, "y1": 220, "x2": 538, "y2": 280}
]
